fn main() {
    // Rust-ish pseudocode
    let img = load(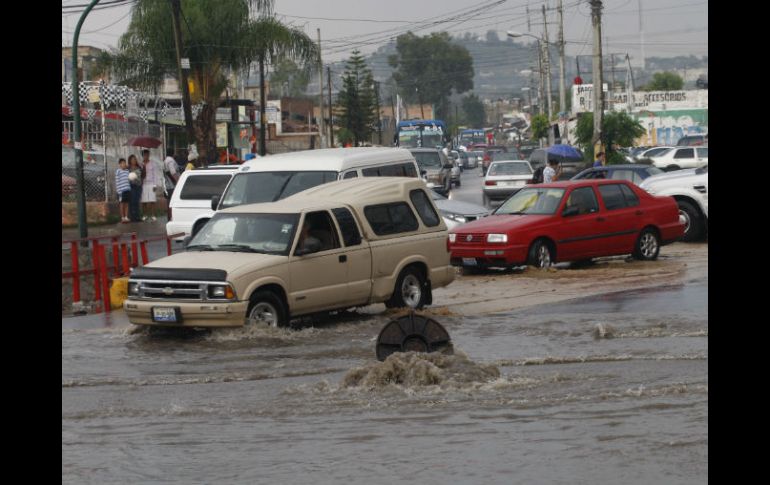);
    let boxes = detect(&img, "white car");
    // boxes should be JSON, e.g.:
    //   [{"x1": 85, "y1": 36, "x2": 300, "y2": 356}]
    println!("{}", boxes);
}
[
  {"x1": 166, "y1": 165, "x2": 240, "y2": 240},
  {"x1": 639, "y1": 165, "x2": 708, "y2": 242},
  {"x1": 482, "y1": 160, "x2": 533, "y2": 206},
  {"x1": 649, "y1": 146, "x2": 708, "y2": 171},
  {"x1": 429, "y1": 190, "x2": 489, "y2": 230}
]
